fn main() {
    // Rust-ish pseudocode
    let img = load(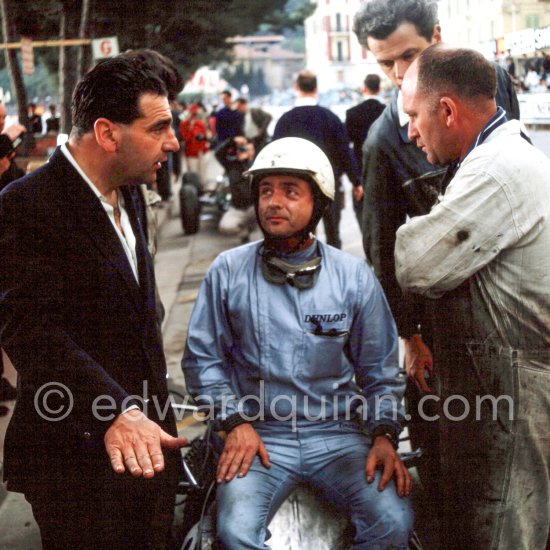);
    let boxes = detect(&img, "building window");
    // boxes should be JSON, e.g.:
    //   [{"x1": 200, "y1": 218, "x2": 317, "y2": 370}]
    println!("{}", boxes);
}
[
  {"x1": 336, "y1": 13, "x2": 342, "y2": 32},
  {"x1": 337, "y1": 41, "x2": 343, "y2": 61},
  {"x1": 525, "y1": 15, "x2": 539, "y2": 29}
]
